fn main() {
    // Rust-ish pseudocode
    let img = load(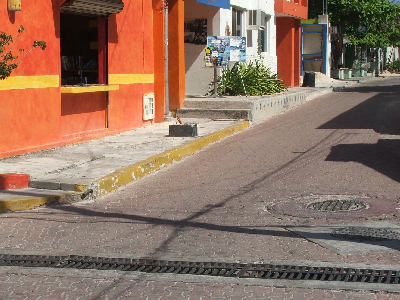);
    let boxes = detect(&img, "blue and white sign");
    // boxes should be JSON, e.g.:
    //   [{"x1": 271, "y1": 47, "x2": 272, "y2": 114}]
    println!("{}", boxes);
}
[
  {"x1": 205, "y1": 36, "x2": 246, "y2": 67},
  {"x1": 196, "y1": 0, "x2": 230, "y2": 9}
]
